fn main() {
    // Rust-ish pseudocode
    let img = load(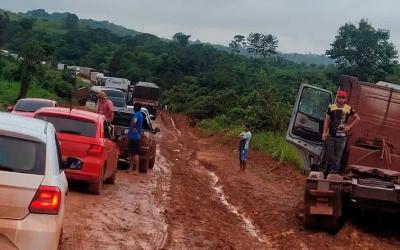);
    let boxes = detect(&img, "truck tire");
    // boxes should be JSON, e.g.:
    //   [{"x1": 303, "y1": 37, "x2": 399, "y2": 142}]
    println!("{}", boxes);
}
[
  {"x1": 149, "y1": 157, "x2": 155, "y2": 169},
  {"x1": 89, "y1": 166, "x2": 105, "y2": 195},
  {"x1": 138, "y1": 159, "x2": 148, "y2": 173}
]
